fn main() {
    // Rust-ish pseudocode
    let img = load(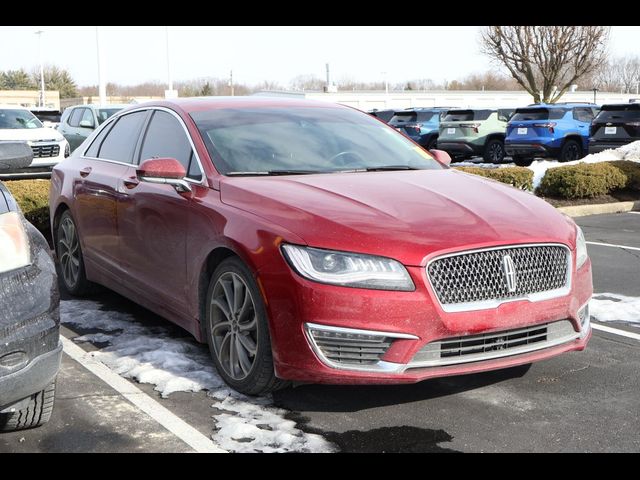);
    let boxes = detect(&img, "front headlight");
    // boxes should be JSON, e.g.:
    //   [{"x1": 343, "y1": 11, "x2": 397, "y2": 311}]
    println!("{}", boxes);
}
[
  {"x1": 0, "y1": 212, "x2": 31, "y2": 273},
  {"x1": 281, "y1": 244, "x2": 415, "y2": 291},
  {"x1": 576, "y1": 226, "x2": 588, "y2": 269}
]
